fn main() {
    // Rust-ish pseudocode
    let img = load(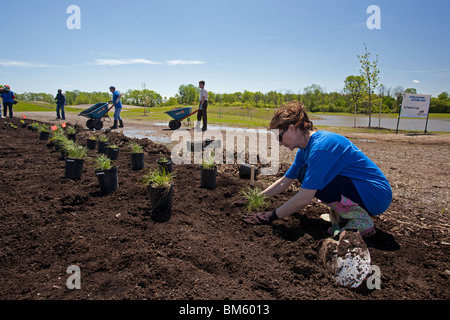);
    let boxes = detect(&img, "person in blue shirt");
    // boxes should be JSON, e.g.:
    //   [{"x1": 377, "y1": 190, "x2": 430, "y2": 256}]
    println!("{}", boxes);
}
[
  {"x1": 243, "y1": 101, "x2": 392, "y2": 238},
  {"x1": 109, "y1": 86, "x2": 123, "y2": 129},
  {"x1": 54, "y1": 89, "x2": 66, "y2": 120},
  {"x1": 1, "y1": 85, "x2": 15, "y2": 118}
]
